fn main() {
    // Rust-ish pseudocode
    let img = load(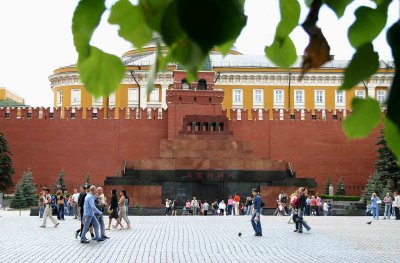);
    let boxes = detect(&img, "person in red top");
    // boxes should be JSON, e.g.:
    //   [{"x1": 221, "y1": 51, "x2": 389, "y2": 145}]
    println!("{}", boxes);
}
[
  {"x1": 310, "y1": 196, "x2": 317, "y2": 216},
  {"x1": 234, "y1": 193, "x2": 241, "y2": 216}
]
